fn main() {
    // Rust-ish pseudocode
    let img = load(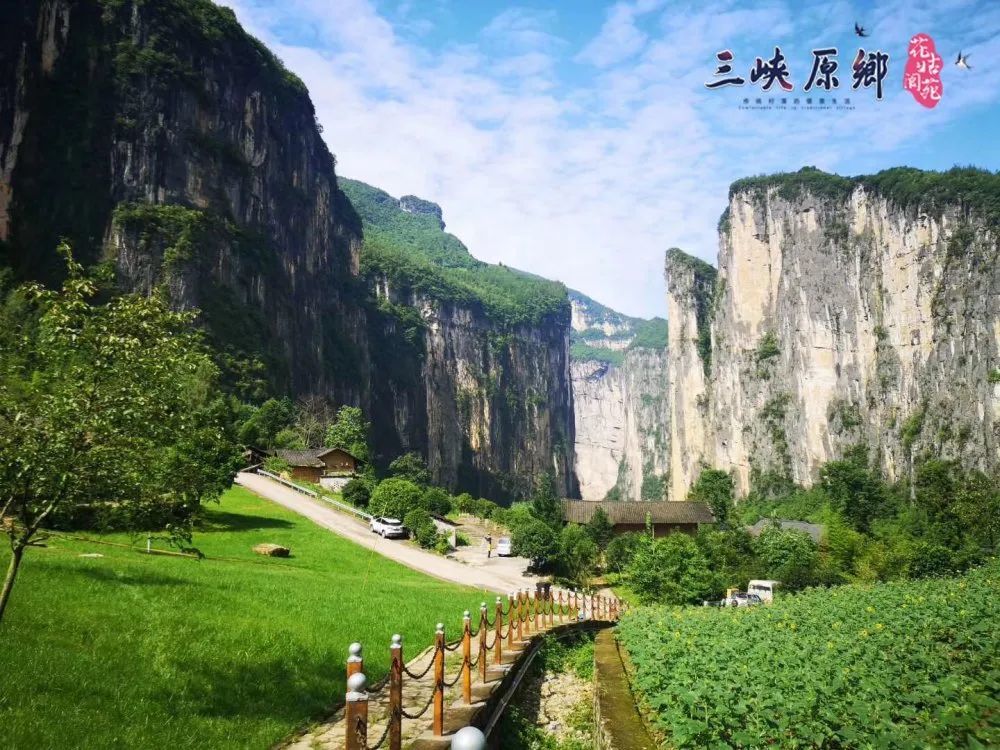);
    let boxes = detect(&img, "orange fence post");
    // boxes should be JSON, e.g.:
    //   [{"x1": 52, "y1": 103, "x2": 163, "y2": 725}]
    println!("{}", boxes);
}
[
  {"x1": 389, "y1": 635, "x2": 402, "y2": 750},
  {"x1": 557, "y1": 590, "x2": 564, "y2": 623},
  {"x1": 433, "y1": 623, "x2": 445, "y2": 736},
  {"x1": 534, "y1": 592, "x2": 540, "y2": 631},
  {"x1": 494, "y1": 596, "x2": 503, "y2": 666},
  {"x1": 345, "y1": 652, "x2": 368, "y2": 750},
  {"x1": 523, "y1": 590, "x2": 531, "y2": 635},
  {"x1": 462, "y1": 611, "x2": 472, "y2": 705},
  {"x1": 548, "y1": 591, "x2": 554, "y2": 627},
  {"x1": 507, "y1": 593, "x2": 515, "y2": 651},
  {"x1": 478, "y1": 602, "x2": 488, "y2": 683},
  {"x1": 517, "y1": 591, "x2": 524, "y2": 641}
]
